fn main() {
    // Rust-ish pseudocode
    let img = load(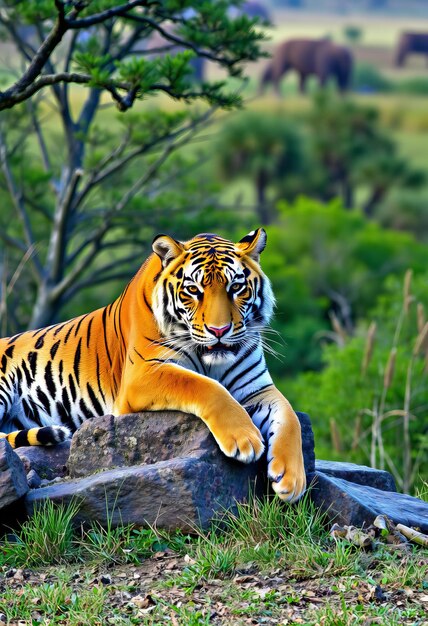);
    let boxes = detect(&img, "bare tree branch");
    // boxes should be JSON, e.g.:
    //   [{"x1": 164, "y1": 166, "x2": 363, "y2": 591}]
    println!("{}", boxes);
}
[
  {"x1": 26, "y1": 97, "x2": 52, "y2": 173},
  {"x1": 0, "y1": 2, "x2": 68, "y2": 110},
  {"x1": 120, "y1": 13, "x2": 239, "y2": 67},
  {"x1": 0, "y1": 14, "x2": 37, "y2": 63},
  {"x1": 76, "y1": 104, "x2": 216, "y2": 209},
  {"x1": 46, "y1": 168, "x2": 83, "y2": 284},
  {"x1": 65, "y1": 1, "x2": 151, "y2": 28},
  {"x1": 0, "y1": 126, "x2": 44, "y2": 279}
]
